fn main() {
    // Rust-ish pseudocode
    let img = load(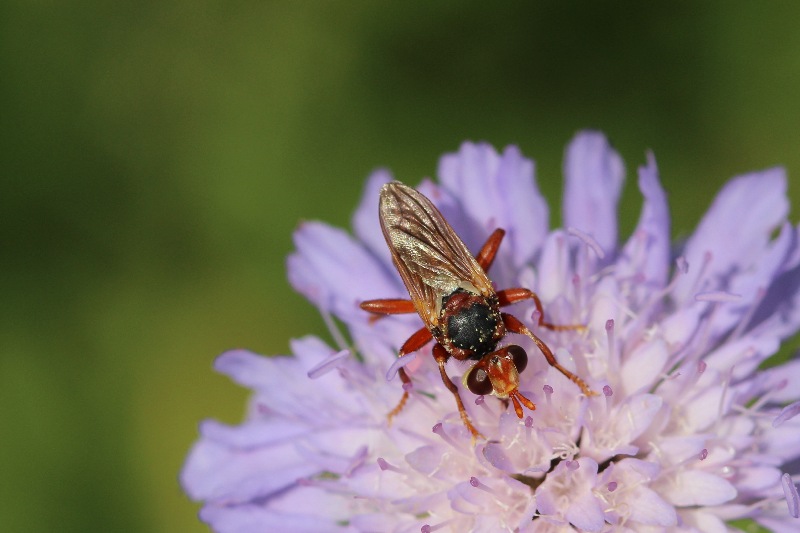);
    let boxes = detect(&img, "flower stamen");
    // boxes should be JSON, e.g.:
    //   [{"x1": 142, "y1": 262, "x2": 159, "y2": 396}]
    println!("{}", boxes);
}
[
  {"x1": 307, "y1": 349, "x2": 351, "y2": 379},
  {"x1": 543, "y1": 384, "x2": 553, "y2": 407},
  {"x1": 730, "y1": 287, "x2": 767, "y2": 341},
  {"x1": 773, "y1": 400, "x2": 800, "y2": 428},
  {"x1": 523, "y1": 415, "x2": 536, "y2": 444},
  {"x1": 602, "y1": 384, "x2": 614, "y2": 415},
  {"x1": 689, "y1": 251, "x2": 714, "y2": 296},
  {"x1": 386, "y1": 353, "x2": 416, "y2": 381},
  {"x1": 695, "y1": 291, "x2": 742, "y2": 303},
  {"x1": 744, "y1": 377, "x2": 786, "y2": 414},
  {"x1": 571, "y1": 273, "x2": 584, "y2": 315},
  {"x1": 475, "y1": 394, "x2": 497, "y2": 418},
  {"x1": 470, "y1": 476, "x2": 496, "y2": 494},
  {"x1": 321, "y1": 308, "x2": 350, "y2": 352},
  {"x1": 421, "y1": 519, "x2": 451, "y2": 532},
  {"x1": 377, "y1": 457, "x2": 403, "y2": 474},
  {"x1": 782, "y1": 473, "x2": 800, "y2": 518},
  {"x1": 432, "y1": 422, "x2": 462, "y2": 449},
  {"x1": 605, "y1": 319, "x2": 617, "y2": 372},
  {"x1": 568, "y1": 227, "x2": 606, "y2": 260}
]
